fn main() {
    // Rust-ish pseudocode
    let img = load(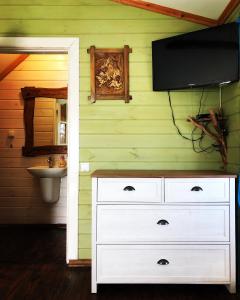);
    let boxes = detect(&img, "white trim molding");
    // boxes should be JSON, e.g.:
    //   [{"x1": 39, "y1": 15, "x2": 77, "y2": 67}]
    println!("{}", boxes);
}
[{"x1": 0, "y1": 37, "x2": 80, "y2": 262}]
